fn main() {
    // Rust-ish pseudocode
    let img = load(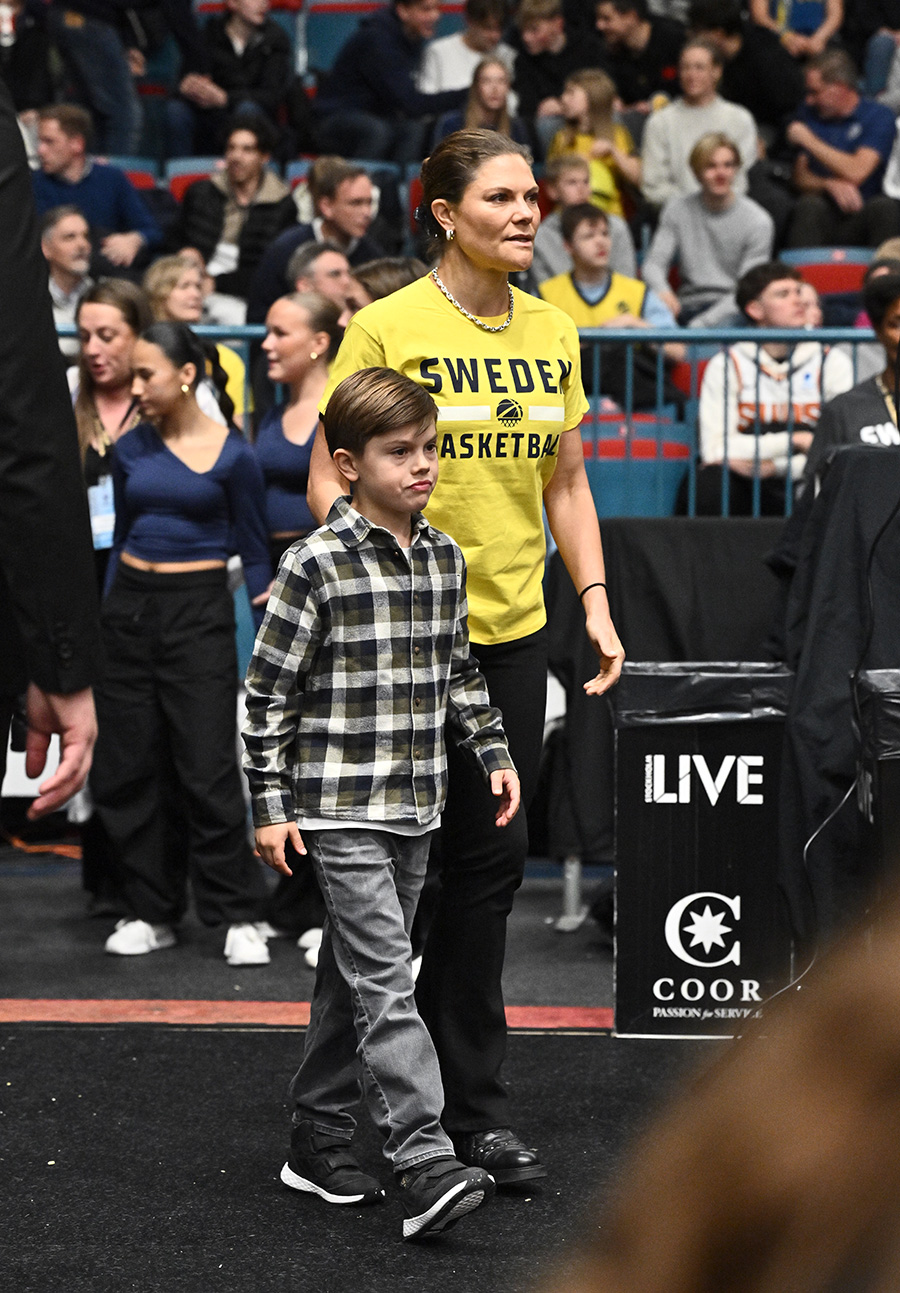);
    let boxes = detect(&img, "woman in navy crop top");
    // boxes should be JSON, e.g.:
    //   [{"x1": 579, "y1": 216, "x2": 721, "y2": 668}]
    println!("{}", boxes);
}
[
  {"x1": 251, "y1": 291, "x2": 343, "y2": 947},
  {"x1": 91, "y1": 322, "x2": 272, "y2": 967},
  {"x1": 254, "y1": 291, "x2": 342, "y2": 569}
]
